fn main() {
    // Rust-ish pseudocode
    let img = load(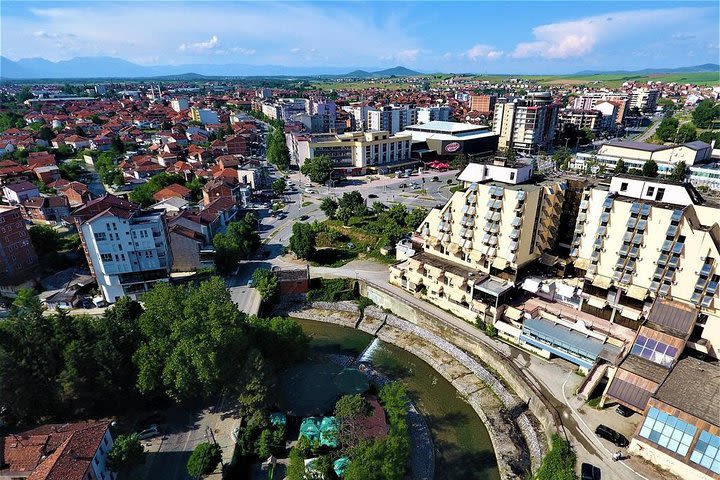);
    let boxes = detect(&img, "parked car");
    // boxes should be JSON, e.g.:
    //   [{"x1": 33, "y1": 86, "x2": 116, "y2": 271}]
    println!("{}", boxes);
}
[
  {"x1": 304, "y1": 188, "x2": 315, "y2": 194},
  {"x1": 581, "y1": 462, "x2": 601, "y2": 480},
  {"x1": 431, "y1": 176, "x2": 440, "y2": 182},
  {"x1": 368, "y1": 193, "x2": 378, "y2": 198},
  {"x1": 399, "y1": 183, "x2": 408, "y2": 188},
  {"x1": 138, "y1": 424, "x2": 159, "y2": 440},
  {"x1": 299, "y1": 214, "x2": 309, "y2": 221},
  {"x1": 595, "y1": 424, "x2": 628, "y2": 447},
  {"x1": 615, "y1": 405, "x2": 634, "y2": 417},
  {"x1": 247, "y1": 278, "x2": 255, "y2": 287}
]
